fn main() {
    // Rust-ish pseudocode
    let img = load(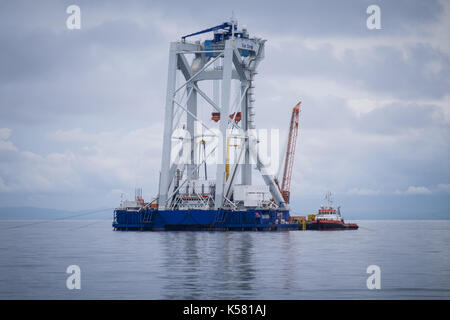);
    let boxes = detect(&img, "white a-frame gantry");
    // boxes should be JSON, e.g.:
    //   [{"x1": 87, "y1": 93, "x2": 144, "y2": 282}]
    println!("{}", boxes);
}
[{"x1": 158, "y1": 21, "x2": 286, "y2": 210}]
